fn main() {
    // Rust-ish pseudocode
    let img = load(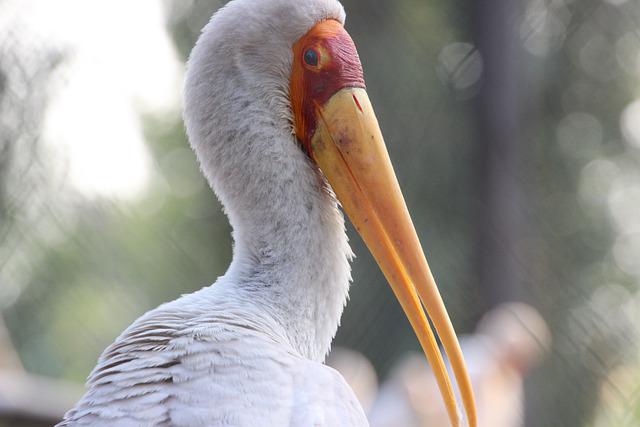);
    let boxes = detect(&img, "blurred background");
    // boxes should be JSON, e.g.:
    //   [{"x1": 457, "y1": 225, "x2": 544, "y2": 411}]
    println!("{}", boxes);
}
[{"x1": 0, "y1": 0, "x2": 639, "y2": 426}]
